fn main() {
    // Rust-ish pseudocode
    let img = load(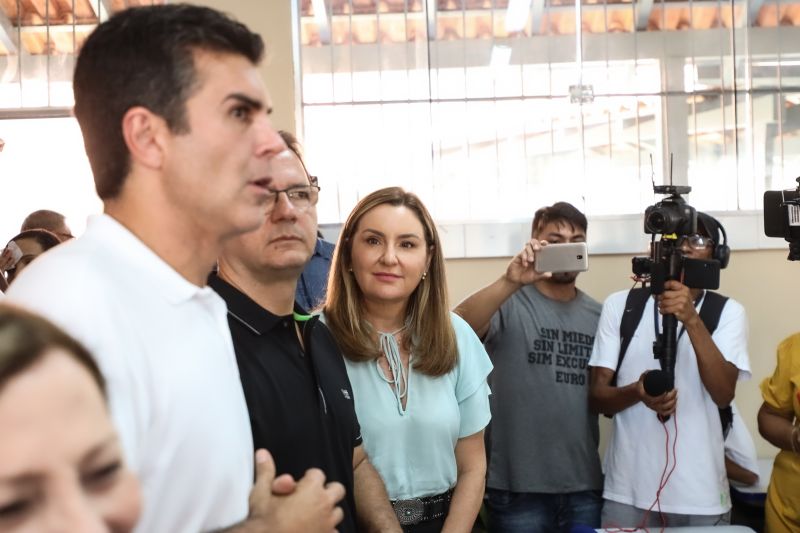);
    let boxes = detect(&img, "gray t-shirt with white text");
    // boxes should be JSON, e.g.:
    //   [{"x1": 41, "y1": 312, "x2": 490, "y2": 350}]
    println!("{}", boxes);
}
[{"x1": 484, "y1": 283, "x2": 603, "y2": 493}]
